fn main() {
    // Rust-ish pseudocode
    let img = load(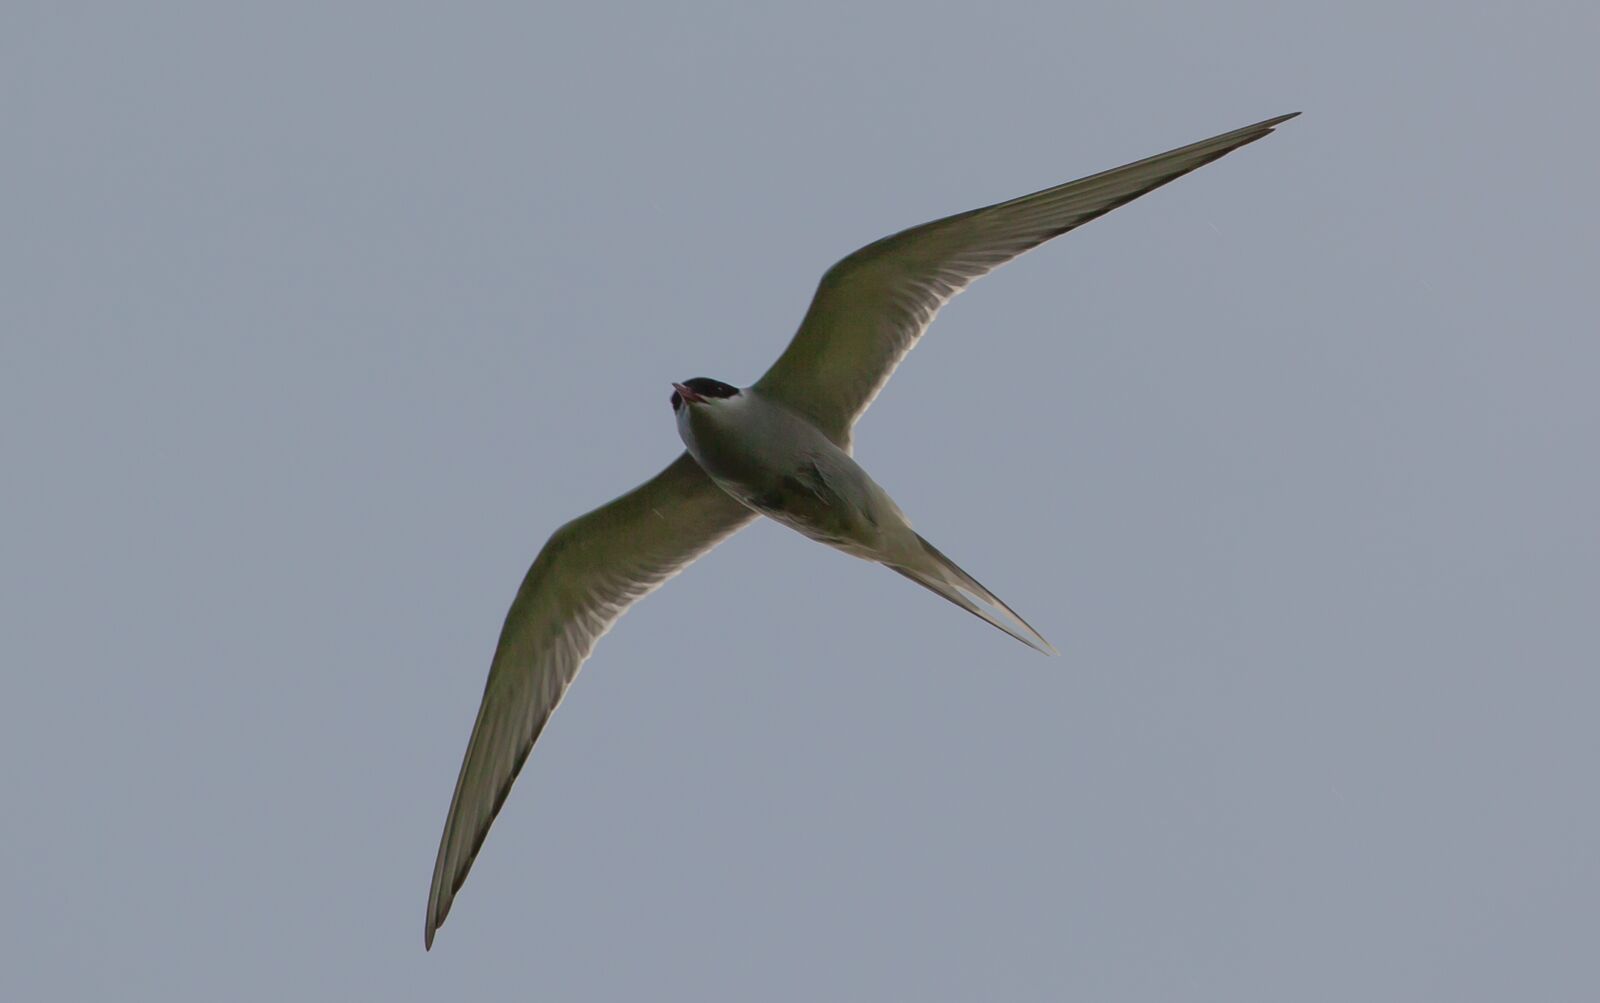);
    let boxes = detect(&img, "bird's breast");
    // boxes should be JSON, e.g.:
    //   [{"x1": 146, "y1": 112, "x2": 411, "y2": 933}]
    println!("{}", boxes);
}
[
  {"x1": 676, "y1": 396, "x2": 902, "y2": 558},
  {"x1": 678, "y1": 395, "x2": 823, "y2": 487}
]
